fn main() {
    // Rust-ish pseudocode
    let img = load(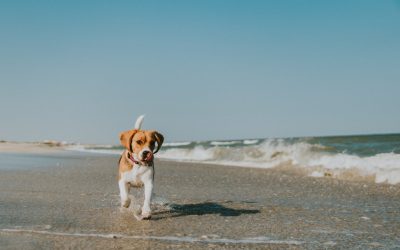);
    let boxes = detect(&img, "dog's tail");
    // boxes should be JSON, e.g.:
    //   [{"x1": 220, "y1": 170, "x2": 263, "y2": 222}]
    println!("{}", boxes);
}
[{"x1": 134, "y1": 115, "x2": 145, "y2": 130}]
